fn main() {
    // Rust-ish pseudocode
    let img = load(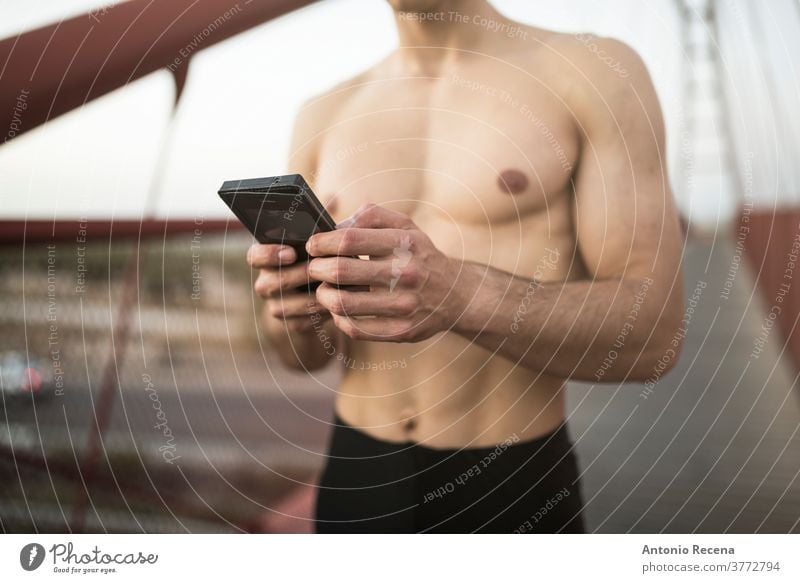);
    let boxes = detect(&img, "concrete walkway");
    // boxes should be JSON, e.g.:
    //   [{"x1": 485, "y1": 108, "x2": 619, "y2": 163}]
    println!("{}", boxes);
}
[{"x1": 568, "y1": 237, "x2": 800, "y2": 533}]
